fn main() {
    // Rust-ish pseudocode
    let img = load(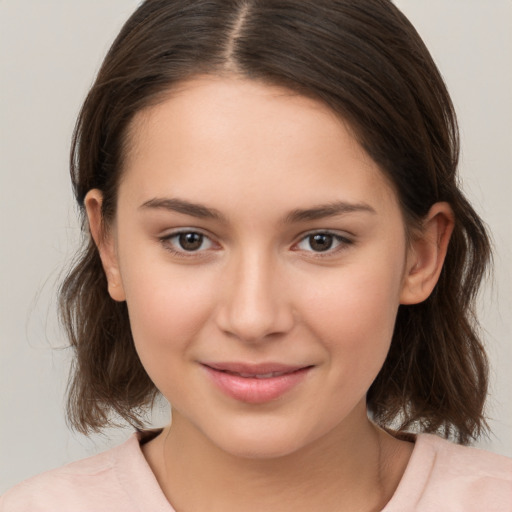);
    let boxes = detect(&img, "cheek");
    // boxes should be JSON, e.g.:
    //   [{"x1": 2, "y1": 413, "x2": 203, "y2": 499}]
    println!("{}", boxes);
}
[
  {"x1": 118, "y1": 256, "x2": 216, "y2": 390},
  {"x1": 302, "y1": 255, "x2": 404, "y2": 382},
  {"x1": 128, "y1": 282, "x2": 208, "y2": 342}
]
